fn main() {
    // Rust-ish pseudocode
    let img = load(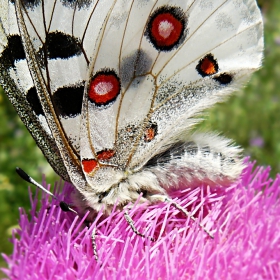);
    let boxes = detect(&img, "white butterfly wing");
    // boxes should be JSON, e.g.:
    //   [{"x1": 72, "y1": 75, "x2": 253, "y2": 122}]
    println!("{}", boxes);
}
[
  {"x1": 0, "y1": 0, "x2": 70, "y2": 181},
  {"x1": 79, "y1": 0, "x2": 263, "y2": 192},
  {"x1": 0, "y1": 0, "x2": 263, "y2": 213},
  {"x1": 130, "y1": 0, "x2": 263, "y2": 169},
  {"x1": 8, "y1": 0, "x2": 118, "y2": 190}
]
